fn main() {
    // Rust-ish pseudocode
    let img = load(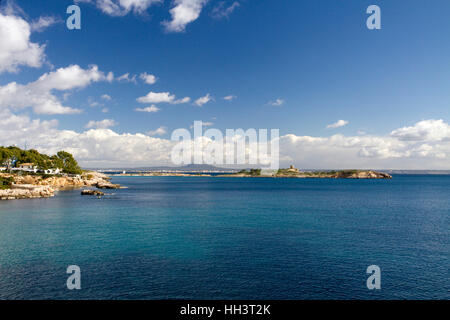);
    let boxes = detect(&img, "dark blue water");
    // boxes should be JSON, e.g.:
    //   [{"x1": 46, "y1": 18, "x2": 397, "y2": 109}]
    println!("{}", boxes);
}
[{"x1": 0, "y1": 175, "x2": 448, "y2": 299}]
